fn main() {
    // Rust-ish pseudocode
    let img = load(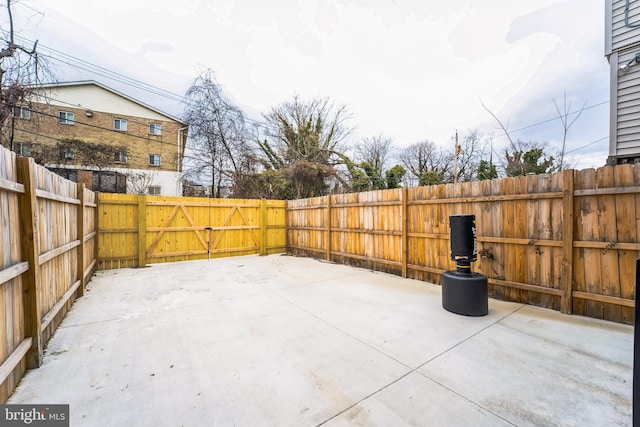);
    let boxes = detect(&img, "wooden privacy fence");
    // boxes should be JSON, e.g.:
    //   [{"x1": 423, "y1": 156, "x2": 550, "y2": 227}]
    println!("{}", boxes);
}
[
  {"x1": 97, "y1": 194, "x2": 287, "y2": 268},
  {"x1": 0, "y1": 147, "x2": 97, "y2": 403},
  {"x1": 287, "y1": 166, "x2": 640, "y2": 325}
]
